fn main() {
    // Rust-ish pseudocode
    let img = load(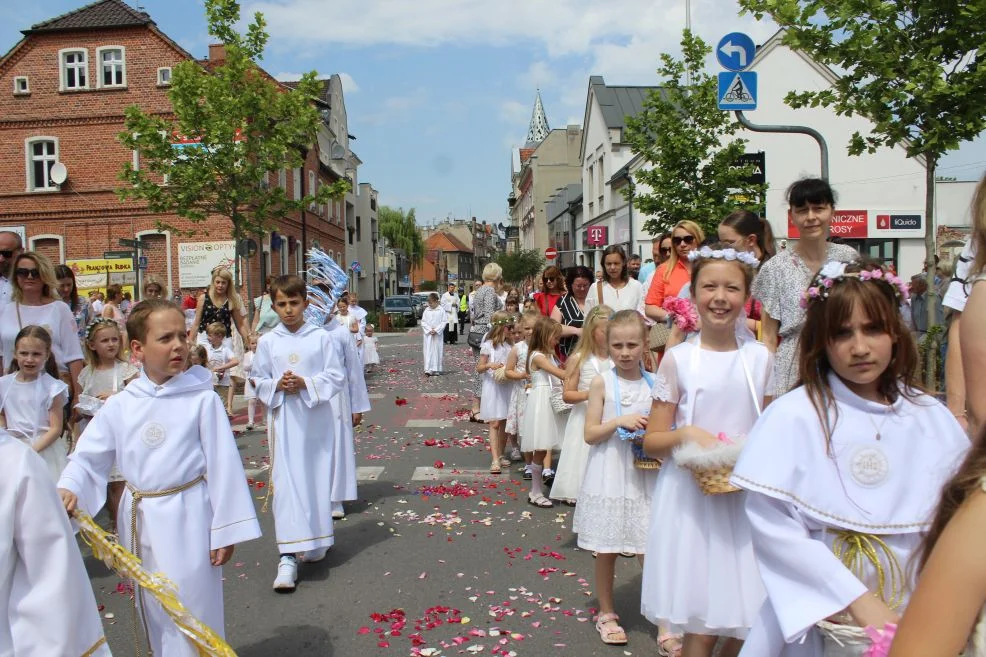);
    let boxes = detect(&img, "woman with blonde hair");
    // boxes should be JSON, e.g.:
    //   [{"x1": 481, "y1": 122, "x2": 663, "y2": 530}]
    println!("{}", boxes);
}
[
  {"x1": 188, "y1": 266, "x2": 250, "y2": 349},
  {"x1": 0, "y1": 251, "x2": 84, "y2": 394},
  {"x1": 468, "y1": 262, "x2": 505, "y2": 422},
  {"x1": 643, "y1": 220, "x2": 705, "y2": 323}
]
